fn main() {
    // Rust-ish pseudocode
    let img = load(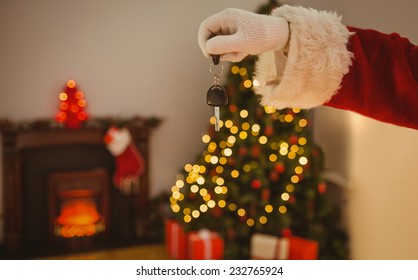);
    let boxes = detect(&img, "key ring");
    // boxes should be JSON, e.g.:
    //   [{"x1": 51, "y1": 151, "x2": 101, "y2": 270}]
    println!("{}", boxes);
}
[
  {"x1": 208, "y1": 33, "x2": 223, "y2": 77},
  {"x1": 210, "y1": 63, "x2": 223, "y2": 85},
  {"x1": 209, "y1": 61, "x2": 223, "y2": 76},
  {"x1": 213, "y1": 73, "x2": 221, "y2": 85}
]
